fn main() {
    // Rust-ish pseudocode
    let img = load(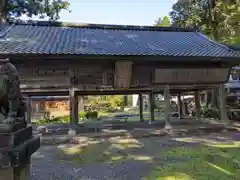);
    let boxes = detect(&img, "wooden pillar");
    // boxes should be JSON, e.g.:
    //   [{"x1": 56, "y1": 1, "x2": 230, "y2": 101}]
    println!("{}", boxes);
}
[
  {"x1": 25, "y1": 96, "x2": 32, "y2": 124},
  {"x1": 68, "y1": 68, "x2": 78, "y2": 135},
  {"x1": 194, "y1": 90, "x2": 201, "y2": 121},
  {"x1": 219, "y1": 84, "x2": 228, "y2": 122},
  {"x1": 177, "y1": 93, "x2": 183, "y2": 119},
  {"x1": 69, "y1": 88, "x2": 78, "y2": 134},
  {"x1": 123, "y1": 95, "x2": 128, "y2": 106},
  {"x1": 149, "y1": 92, "x2": 155, "y2": 123},
  {"x1": 164, "y1": 85, "x2": 171, "y2": 128},
  {"x1": 78, "y1": 96, "x2": 84, "y2": 112},
  {"x1": 182, "y1": 96, "x2": 186, "y2": 117},
  {"x1": 139, "y1": 94, "x2": 144, "y2": 122}
]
